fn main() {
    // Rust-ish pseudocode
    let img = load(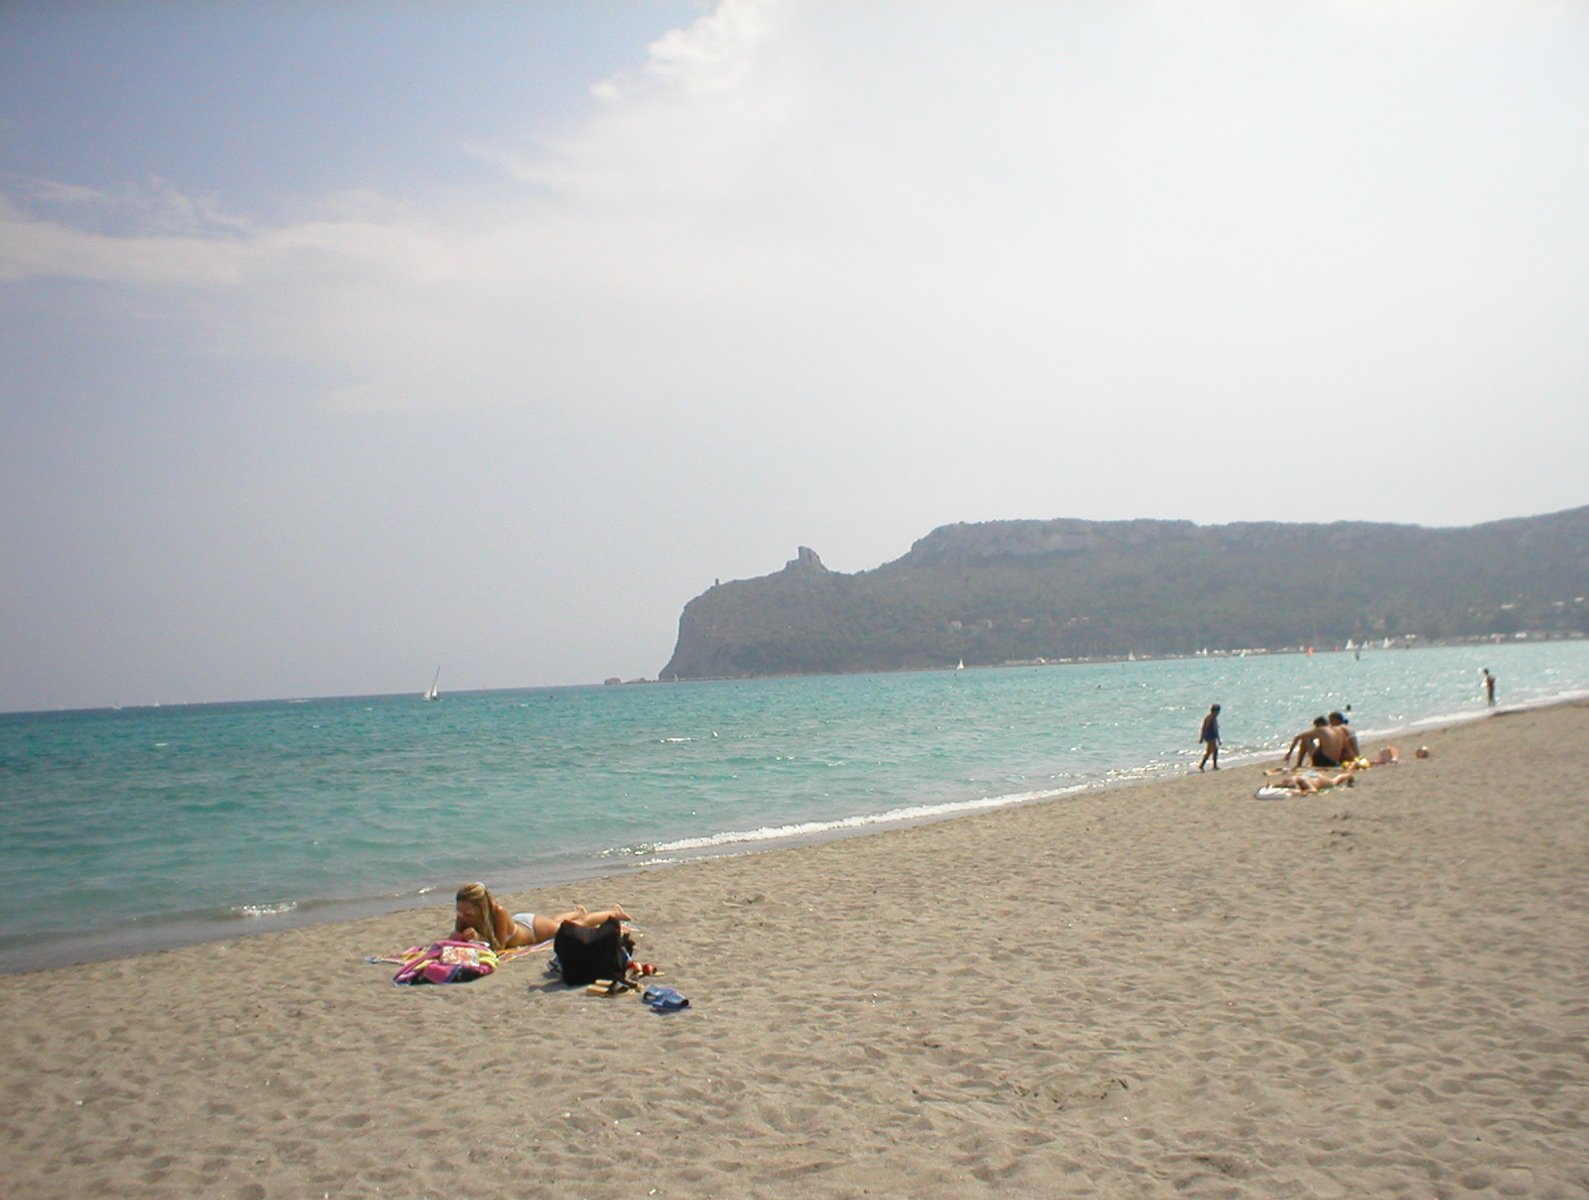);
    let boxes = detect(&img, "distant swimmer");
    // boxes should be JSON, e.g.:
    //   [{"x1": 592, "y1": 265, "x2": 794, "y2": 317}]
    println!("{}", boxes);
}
[{"x1": 1198, "y1": 703, "x2": 1222, "y2": 771}]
